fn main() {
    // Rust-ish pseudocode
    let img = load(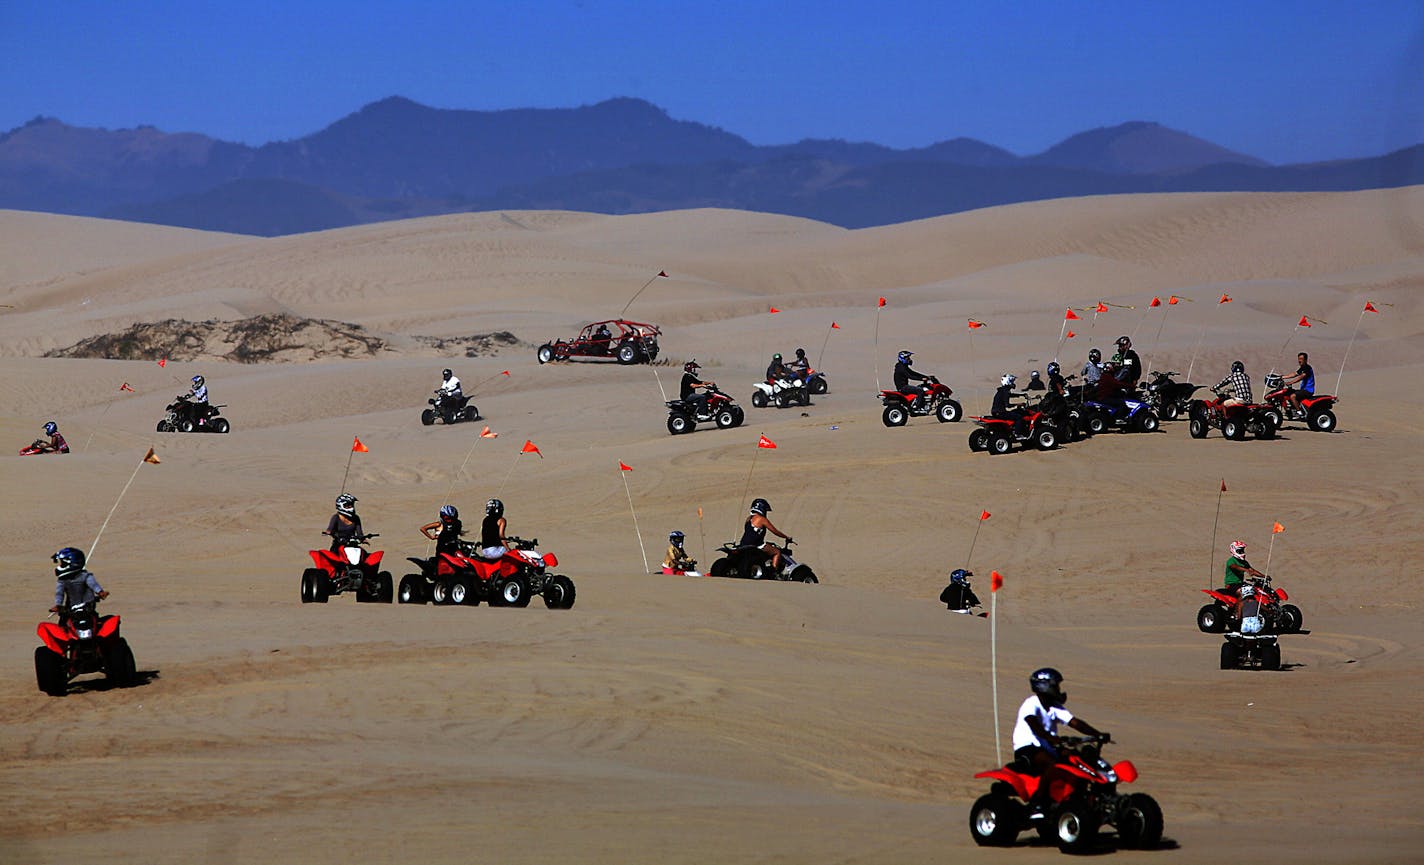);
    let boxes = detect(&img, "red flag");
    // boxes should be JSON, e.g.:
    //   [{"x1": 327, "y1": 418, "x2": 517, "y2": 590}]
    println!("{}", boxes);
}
[
  {"x1": 1298, "y1": 315, "x2": 1311, "y2": 327},
  {"x1": 757, "y1": 435, "x2": 777, "y2": 449},
  {"x1": 1095, "y1": 302, "x2": 1108, "y2": 313},
  {"x1": 1272, "y1": 521, "x2": 1285, "y2": 534},
  {"x1": 967, "y1": 319, "x2": 985, "y2": 329},
  {"x1": 657, "y1": 270, "x2": 668, "y2": 278},
  {"x1": 877, "y1": 297, "x2": 886, "y2": 308},
  {"x1": 1168, "y1": 295, "x2": 1180, "y2": 305},
  {"x1": 1150, "y1": 297, "x2": 1162, "y2": 307},
  {"x1": 619, "y1": 461, "x2": 633, "y2": 471},
  {"x1": 522, "y1": 440, "x2": 542, "y2": 457},
  {"x1": 1218, "y1": 294, "x2": 1232, "y2": 304},
  {"x1": 769, "y1": 306, "x2": 780, "y2": 314},
  {"x1": 119, "y1": 382, "x2": 134, "y2": 392},
  {"x1": 1221, "y1": 479, "x2": 1227, "y2": 492},
  {"x1": 1066, "y1": 331, "x2": 1076, "y2": 338},
  {"x1": 1064, "y1": 308, "x2": 1080, "y2": 320},
  {"x1": 831, "y1": 322, "x2": 840, "y2": 329},
  {"x1": 142, "y1": 447, "x2": 161, "y2": 465},
  {"x1": 980, "y1": 510, "x2": 991, "y2": 521},
  {"x1": 1364, "y1": 301, "x2": 1378, "y2": 313},
  {"x1": 501, "y1": 370, "x2": 510, "y2": 376},
  {"x1": 157, "y1": 358, "x2": 167, "y2": 368},
  {"x1": 990, "y1": 570, "x2": 1004, "y2": 592},
  {"x1": 351, "y1": 436, "x2": 368, "y2": 453},
  {"x1": 480, "y1": 426, "x2": 497, "y2": 439}
]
